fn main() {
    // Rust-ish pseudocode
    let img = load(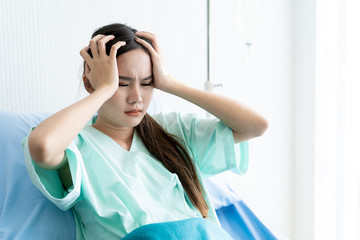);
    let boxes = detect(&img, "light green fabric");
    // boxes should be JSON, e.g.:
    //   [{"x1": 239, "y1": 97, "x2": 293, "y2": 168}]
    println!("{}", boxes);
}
[{"x1": 22, "y1": 112, "x2": 249, "y2": 239}]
